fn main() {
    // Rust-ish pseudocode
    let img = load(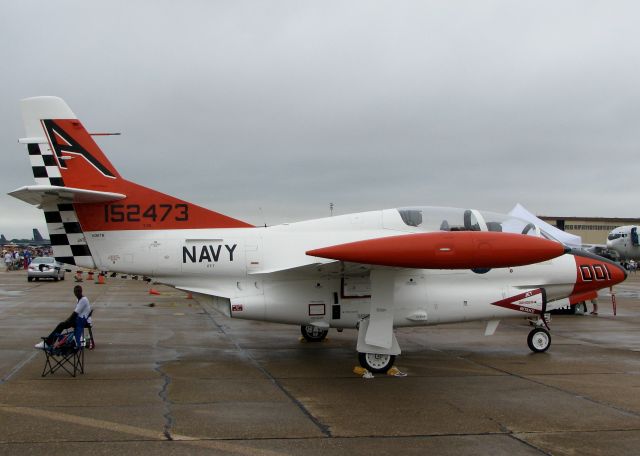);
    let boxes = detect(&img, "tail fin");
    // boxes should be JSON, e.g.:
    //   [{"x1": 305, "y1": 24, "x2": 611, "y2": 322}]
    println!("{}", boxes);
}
[
  {"x1": 12, "y1": 97, "x2": 252, "y2": 266},
  {"x1": 32, "y1": 229, "x2": 44, "y2": 242}
]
